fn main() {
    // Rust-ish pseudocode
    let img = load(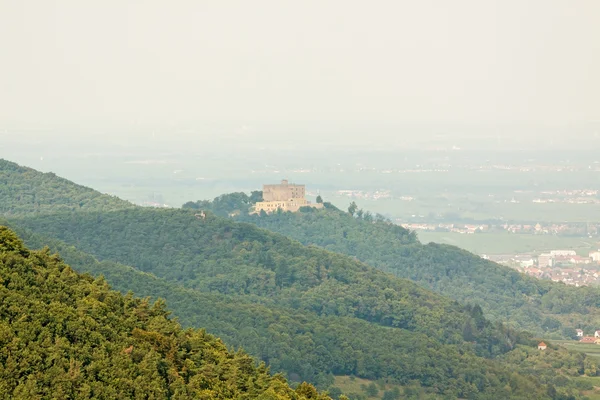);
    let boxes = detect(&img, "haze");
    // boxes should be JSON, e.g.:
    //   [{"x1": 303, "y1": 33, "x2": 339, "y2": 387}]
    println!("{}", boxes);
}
[{"x1": 1, "y1": 0, "x2": 599, "y2": 145}]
